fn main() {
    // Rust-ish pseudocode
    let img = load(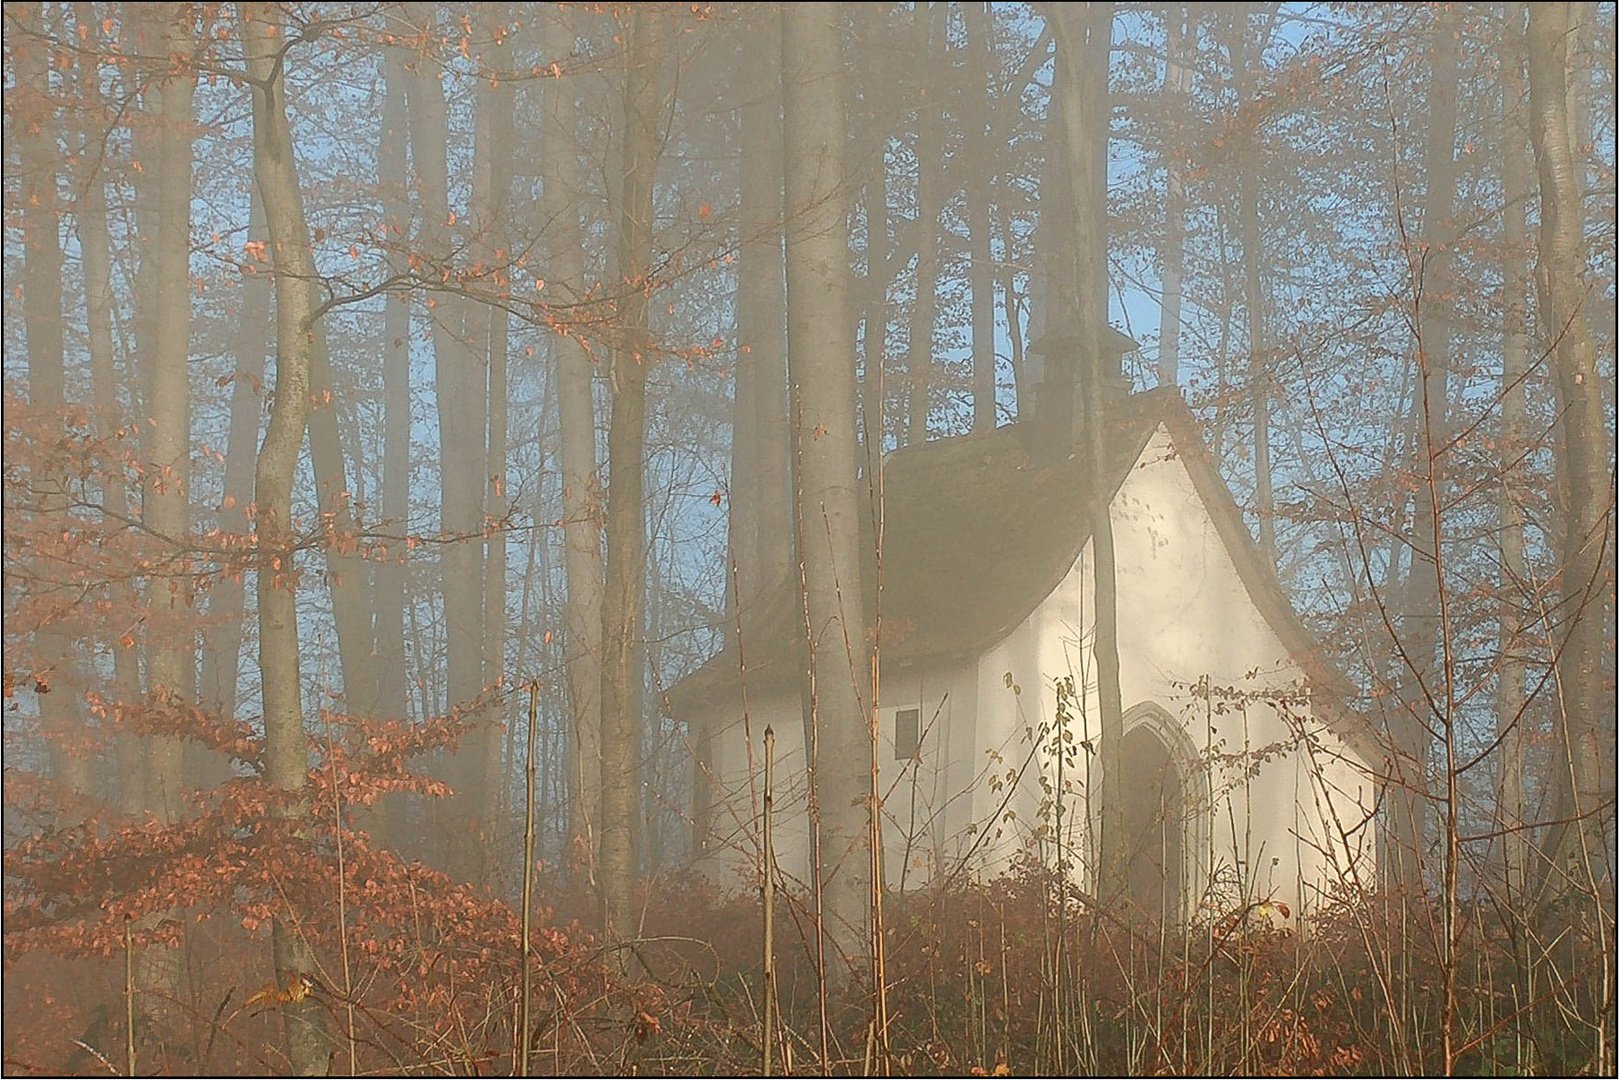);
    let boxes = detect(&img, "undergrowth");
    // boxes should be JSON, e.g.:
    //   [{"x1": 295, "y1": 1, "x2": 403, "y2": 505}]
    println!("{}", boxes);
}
[{"x1": 6, "y1": 838, "x2": 1609, "y2": 1075}]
